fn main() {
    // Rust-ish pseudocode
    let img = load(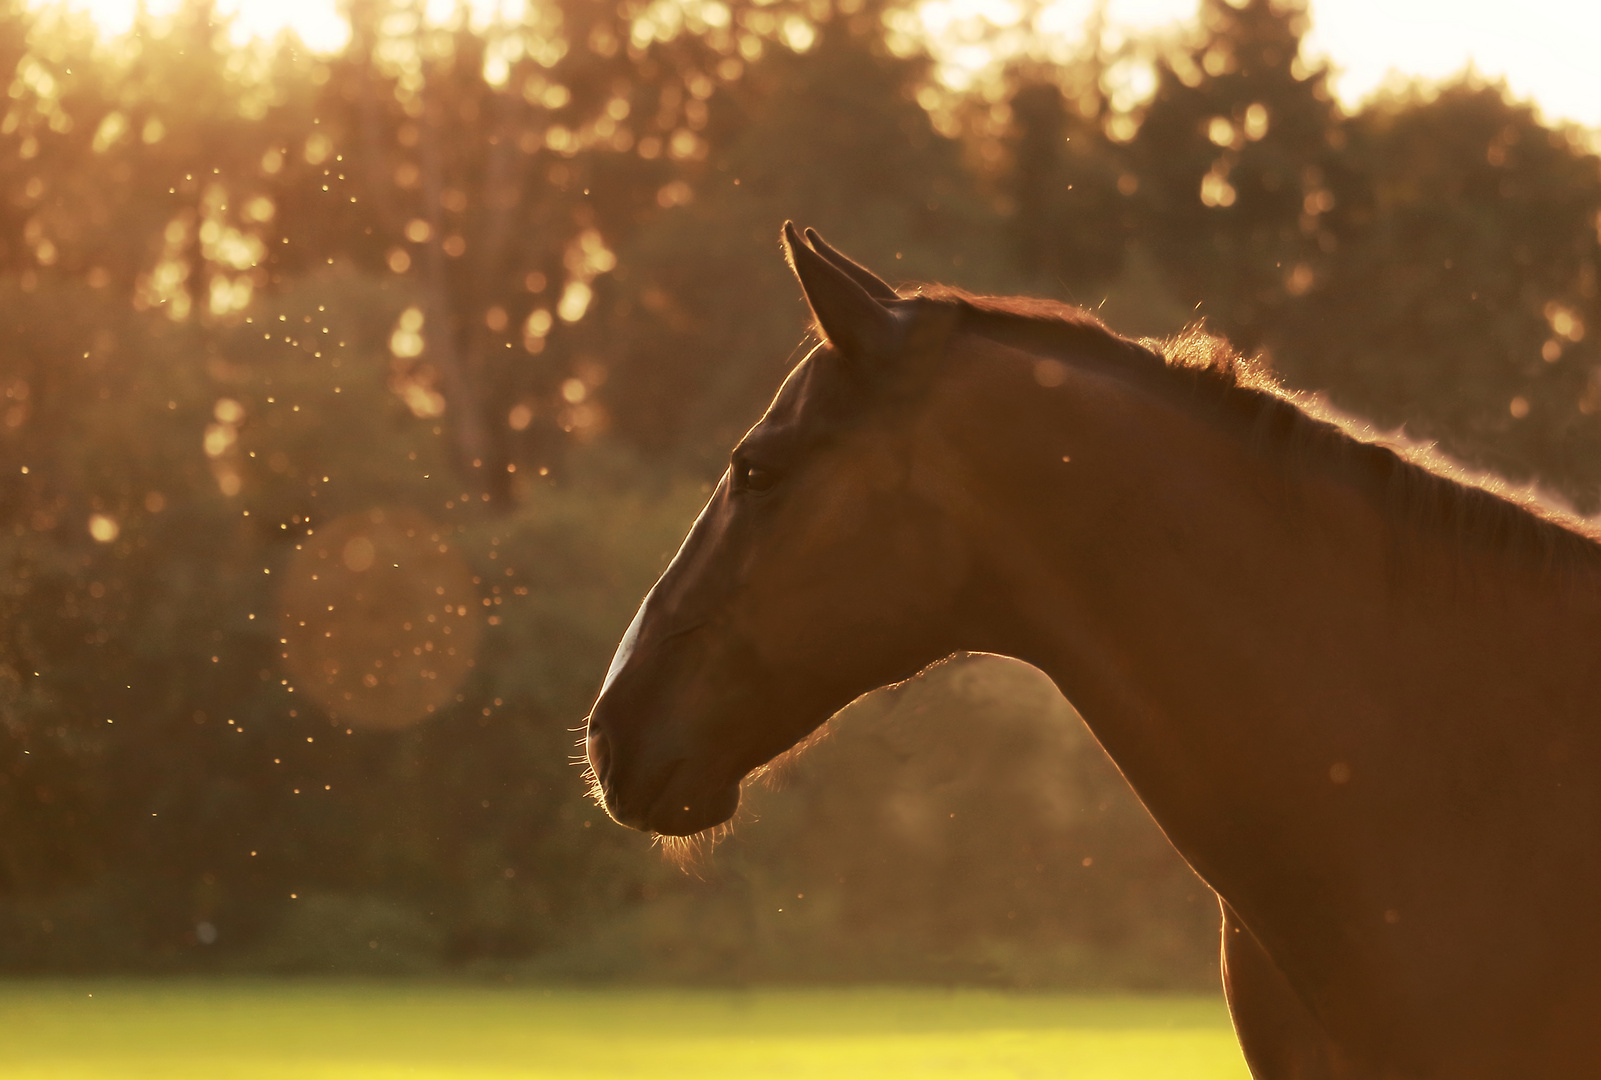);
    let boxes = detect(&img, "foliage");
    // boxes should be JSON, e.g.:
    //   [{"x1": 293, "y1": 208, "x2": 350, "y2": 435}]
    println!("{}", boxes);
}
[
  {"x1": 1130, "y1": 0, "x2": 1345, "y2": 344},
  {"x1": 1273, "y1": 85, "x2": 1601, "y2": 505}
]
